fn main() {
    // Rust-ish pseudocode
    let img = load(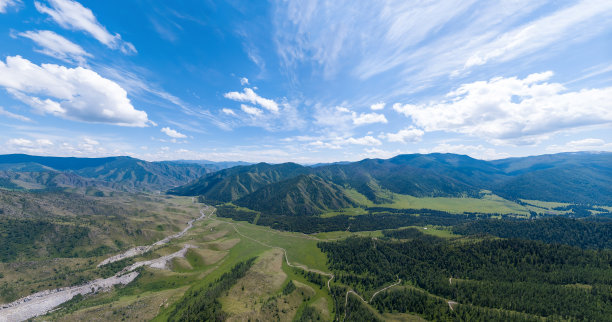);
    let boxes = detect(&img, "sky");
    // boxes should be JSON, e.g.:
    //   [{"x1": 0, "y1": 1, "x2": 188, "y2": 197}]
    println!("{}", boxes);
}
[{"x1": 0, "y1": 0, "x2": 611, "y2": 163}]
